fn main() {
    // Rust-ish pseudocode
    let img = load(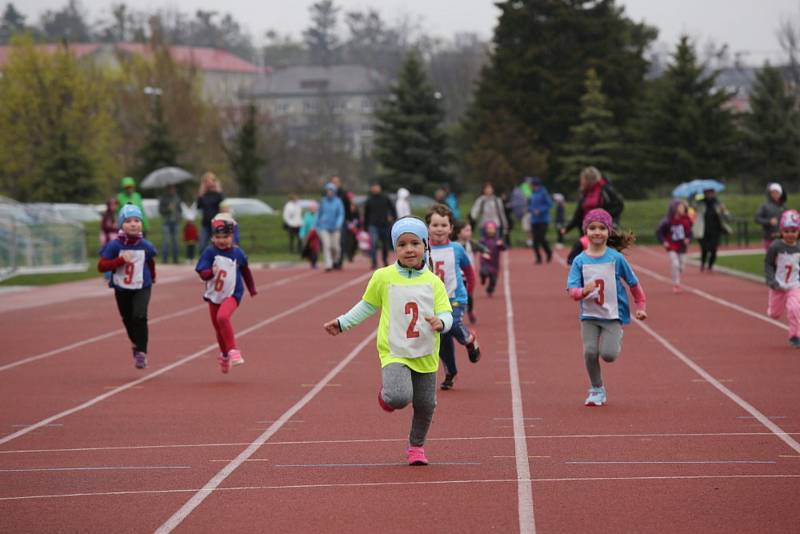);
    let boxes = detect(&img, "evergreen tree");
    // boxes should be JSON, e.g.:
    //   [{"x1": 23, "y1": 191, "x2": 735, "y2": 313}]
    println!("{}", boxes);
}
[
  {"x1": 227, "y1": 104, "x2": 264, "y2": 196},
  {"x1": 558, "y1": 69, "x2": 622, "y2": 186},
  {"x1": 303, "y1": 0, "x2": 340, "y2": 66},
  {"x1": 373, "y1": 52, "x2": 450, "y2": 193},
  {"x1": 630, "y1": 36, "x2": 737, "y2": 192},
  {"x1": 0, "y1": 3, "x2": 27, "y2": 44},
  {"x1": 132, "y1": 95, "x2": 180, "y2": 179},
  {"x1": 742, "y1": 63, "x2": 800, "y2": 185}
]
